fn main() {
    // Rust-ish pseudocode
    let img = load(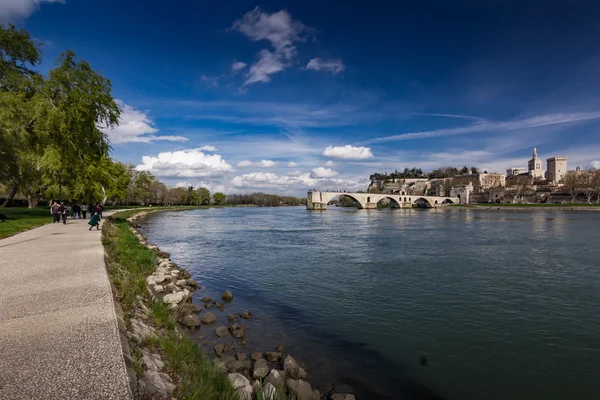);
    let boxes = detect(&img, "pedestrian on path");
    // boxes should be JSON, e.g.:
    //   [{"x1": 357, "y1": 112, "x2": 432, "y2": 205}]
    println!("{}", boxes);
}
[
  {"x1": 81, "y1": 204, "x2": 88, "y2": 219},
  {"x1": 51, "y1": 201, "x2": 60, "y2": 223},
  {"x1": 72, "y1": 204, "x2": 81, "y2": 219},
  {"x1": 58, "y1": 202, "x2": 68, "y2": 225},
  {"x1": 88, "y1": 213, "x2": 101, "y2": 231}
]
